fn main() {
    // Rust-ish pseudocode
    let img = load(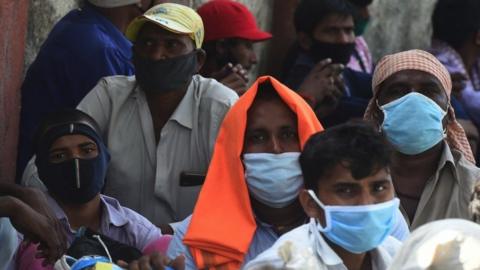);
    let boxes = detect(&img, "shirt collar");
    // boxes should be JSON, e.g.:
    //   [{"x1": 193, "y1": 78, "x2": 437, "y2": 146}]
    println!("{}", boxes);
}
[
  {"x1": 46, "y1": 194, "x2": 128, "y2": 229},
  {"x1": 133, "y1": 78, "x2": 195, "y2": 129},
  {"x1": 169, "y1": 79, "x2": 195, "y2": 129},
  {"x1": 433, "y1": 141, "x2": 458, "y2": 183},
  {"x1": 99, "y1": 195, "x2": 129, "y2": 228}
]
